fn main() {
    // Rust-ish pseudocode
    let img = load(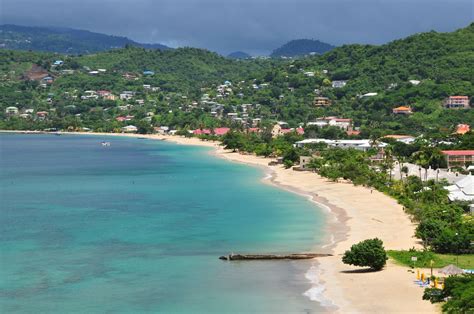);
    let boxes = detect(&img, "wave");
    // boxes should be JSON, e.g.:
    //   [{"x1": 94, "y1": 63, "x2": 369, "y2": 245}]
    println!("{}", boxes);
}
[{"x1": 303, "y1": 262, "x2": 335, "y2": 308}]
